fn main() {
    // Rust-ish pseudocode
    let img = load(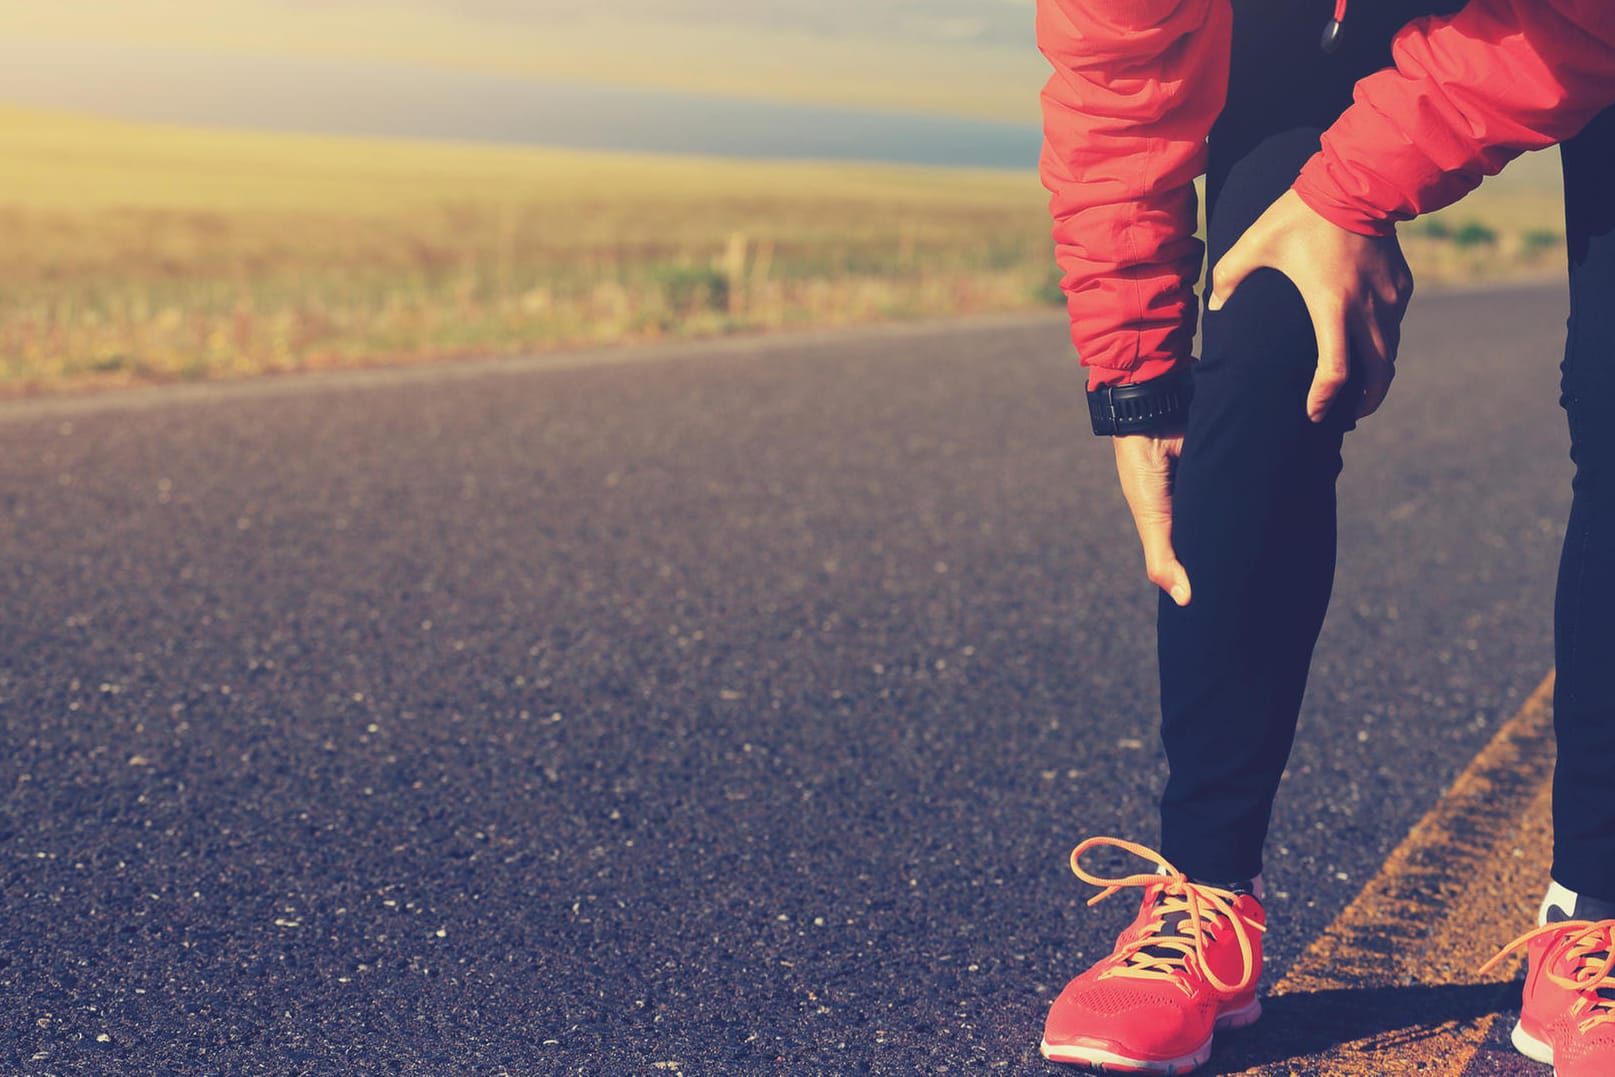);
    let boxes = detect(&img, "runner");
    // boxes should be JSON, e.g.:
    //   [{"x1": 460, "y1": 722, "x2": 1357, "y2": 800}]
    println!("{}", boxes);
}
[{"x1": 1035, "y1": 1, "x2": 1615, "y2": 1072}]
